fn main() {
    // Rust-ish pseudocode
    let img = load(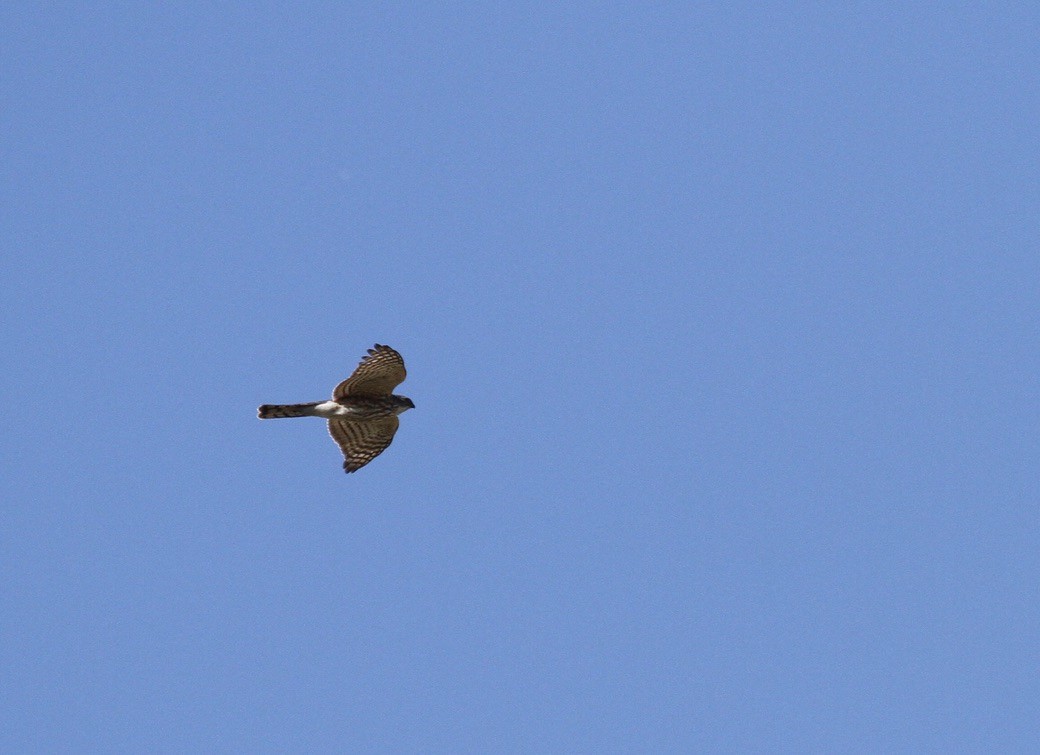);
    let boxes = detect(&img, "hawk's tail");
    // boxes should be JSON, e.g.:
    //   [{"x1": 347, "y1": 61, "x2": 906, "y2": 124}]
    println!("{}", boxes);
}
[{"x1": 258, "y1": 402, "x2": 321, "y2": 419}]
